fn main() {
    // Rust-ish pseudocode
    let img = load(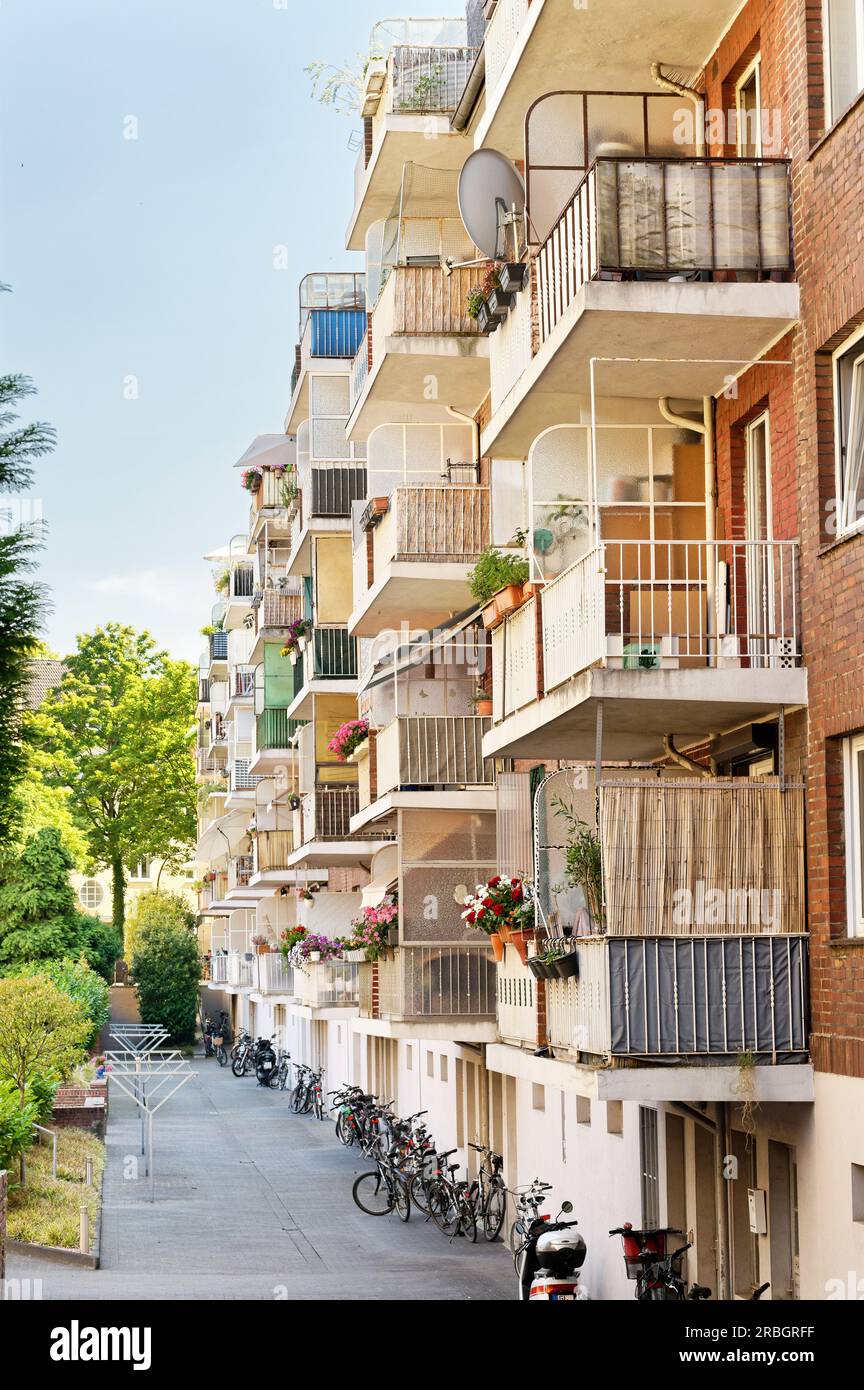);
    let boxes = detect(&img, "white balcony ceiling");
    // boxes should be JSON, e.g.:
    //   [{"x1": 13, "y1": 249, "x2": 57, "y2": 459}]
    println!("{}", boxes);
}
[{"x1": 478, "y1": 0, "x2": 749, "y2": 157}]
